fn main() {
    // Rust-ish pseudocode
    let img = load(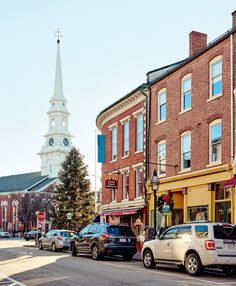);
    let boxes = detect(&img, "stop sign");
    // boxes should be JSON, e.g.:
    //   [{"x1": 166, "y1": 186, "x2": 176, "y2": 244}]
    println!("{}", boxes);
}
[{"x1": 37, "y1": 212, "x2": 45, "y2": 221}]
